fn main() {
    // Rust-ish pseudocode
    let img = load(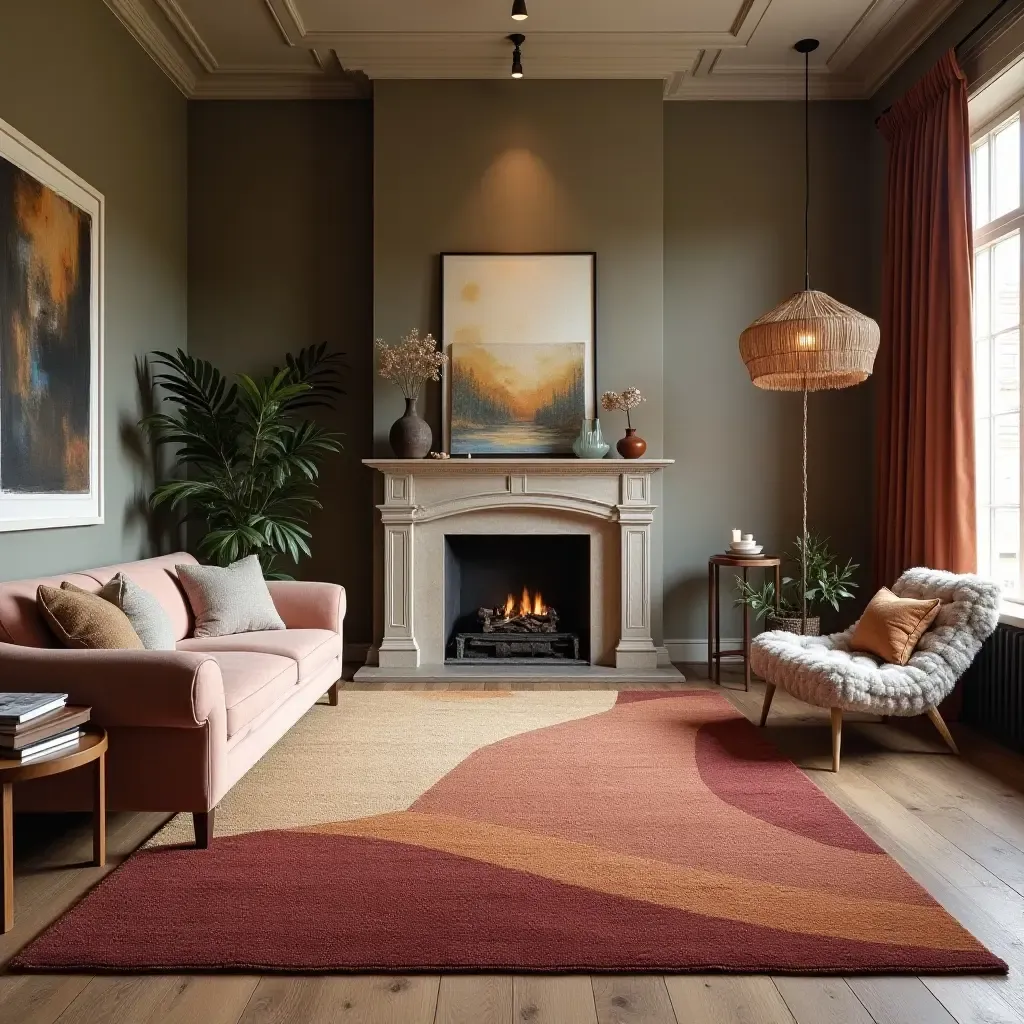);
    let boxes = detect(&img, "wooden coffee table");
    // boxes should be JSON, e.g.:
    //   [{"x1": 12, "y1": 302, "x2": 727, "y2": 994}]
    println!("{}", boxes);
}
[{"x1": 0, "y1": 726, "x2": 107, "y2": 933}]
